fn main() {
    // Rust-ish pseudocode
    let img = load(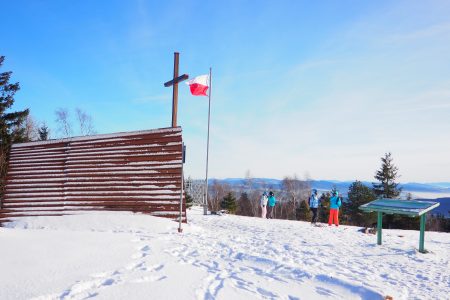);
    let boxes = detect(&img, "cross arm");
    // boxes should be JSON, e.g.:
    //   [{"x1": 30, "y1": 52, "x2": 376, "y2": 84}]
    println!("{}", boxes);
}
[{"x1": 164, "y1": 74, "x2": 189, "y2": 87}]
